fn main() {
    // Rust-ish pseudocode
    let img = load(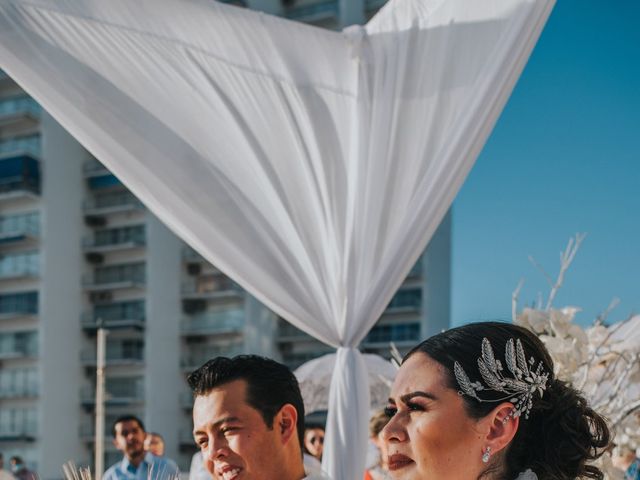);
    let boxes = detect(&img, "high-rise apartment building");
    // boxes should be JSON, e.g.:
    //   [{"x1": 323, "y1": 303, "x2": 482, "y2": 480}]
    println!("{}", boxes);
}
[{"x1": 0, "y1": 1, "x2": 450, "y2": 477}]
